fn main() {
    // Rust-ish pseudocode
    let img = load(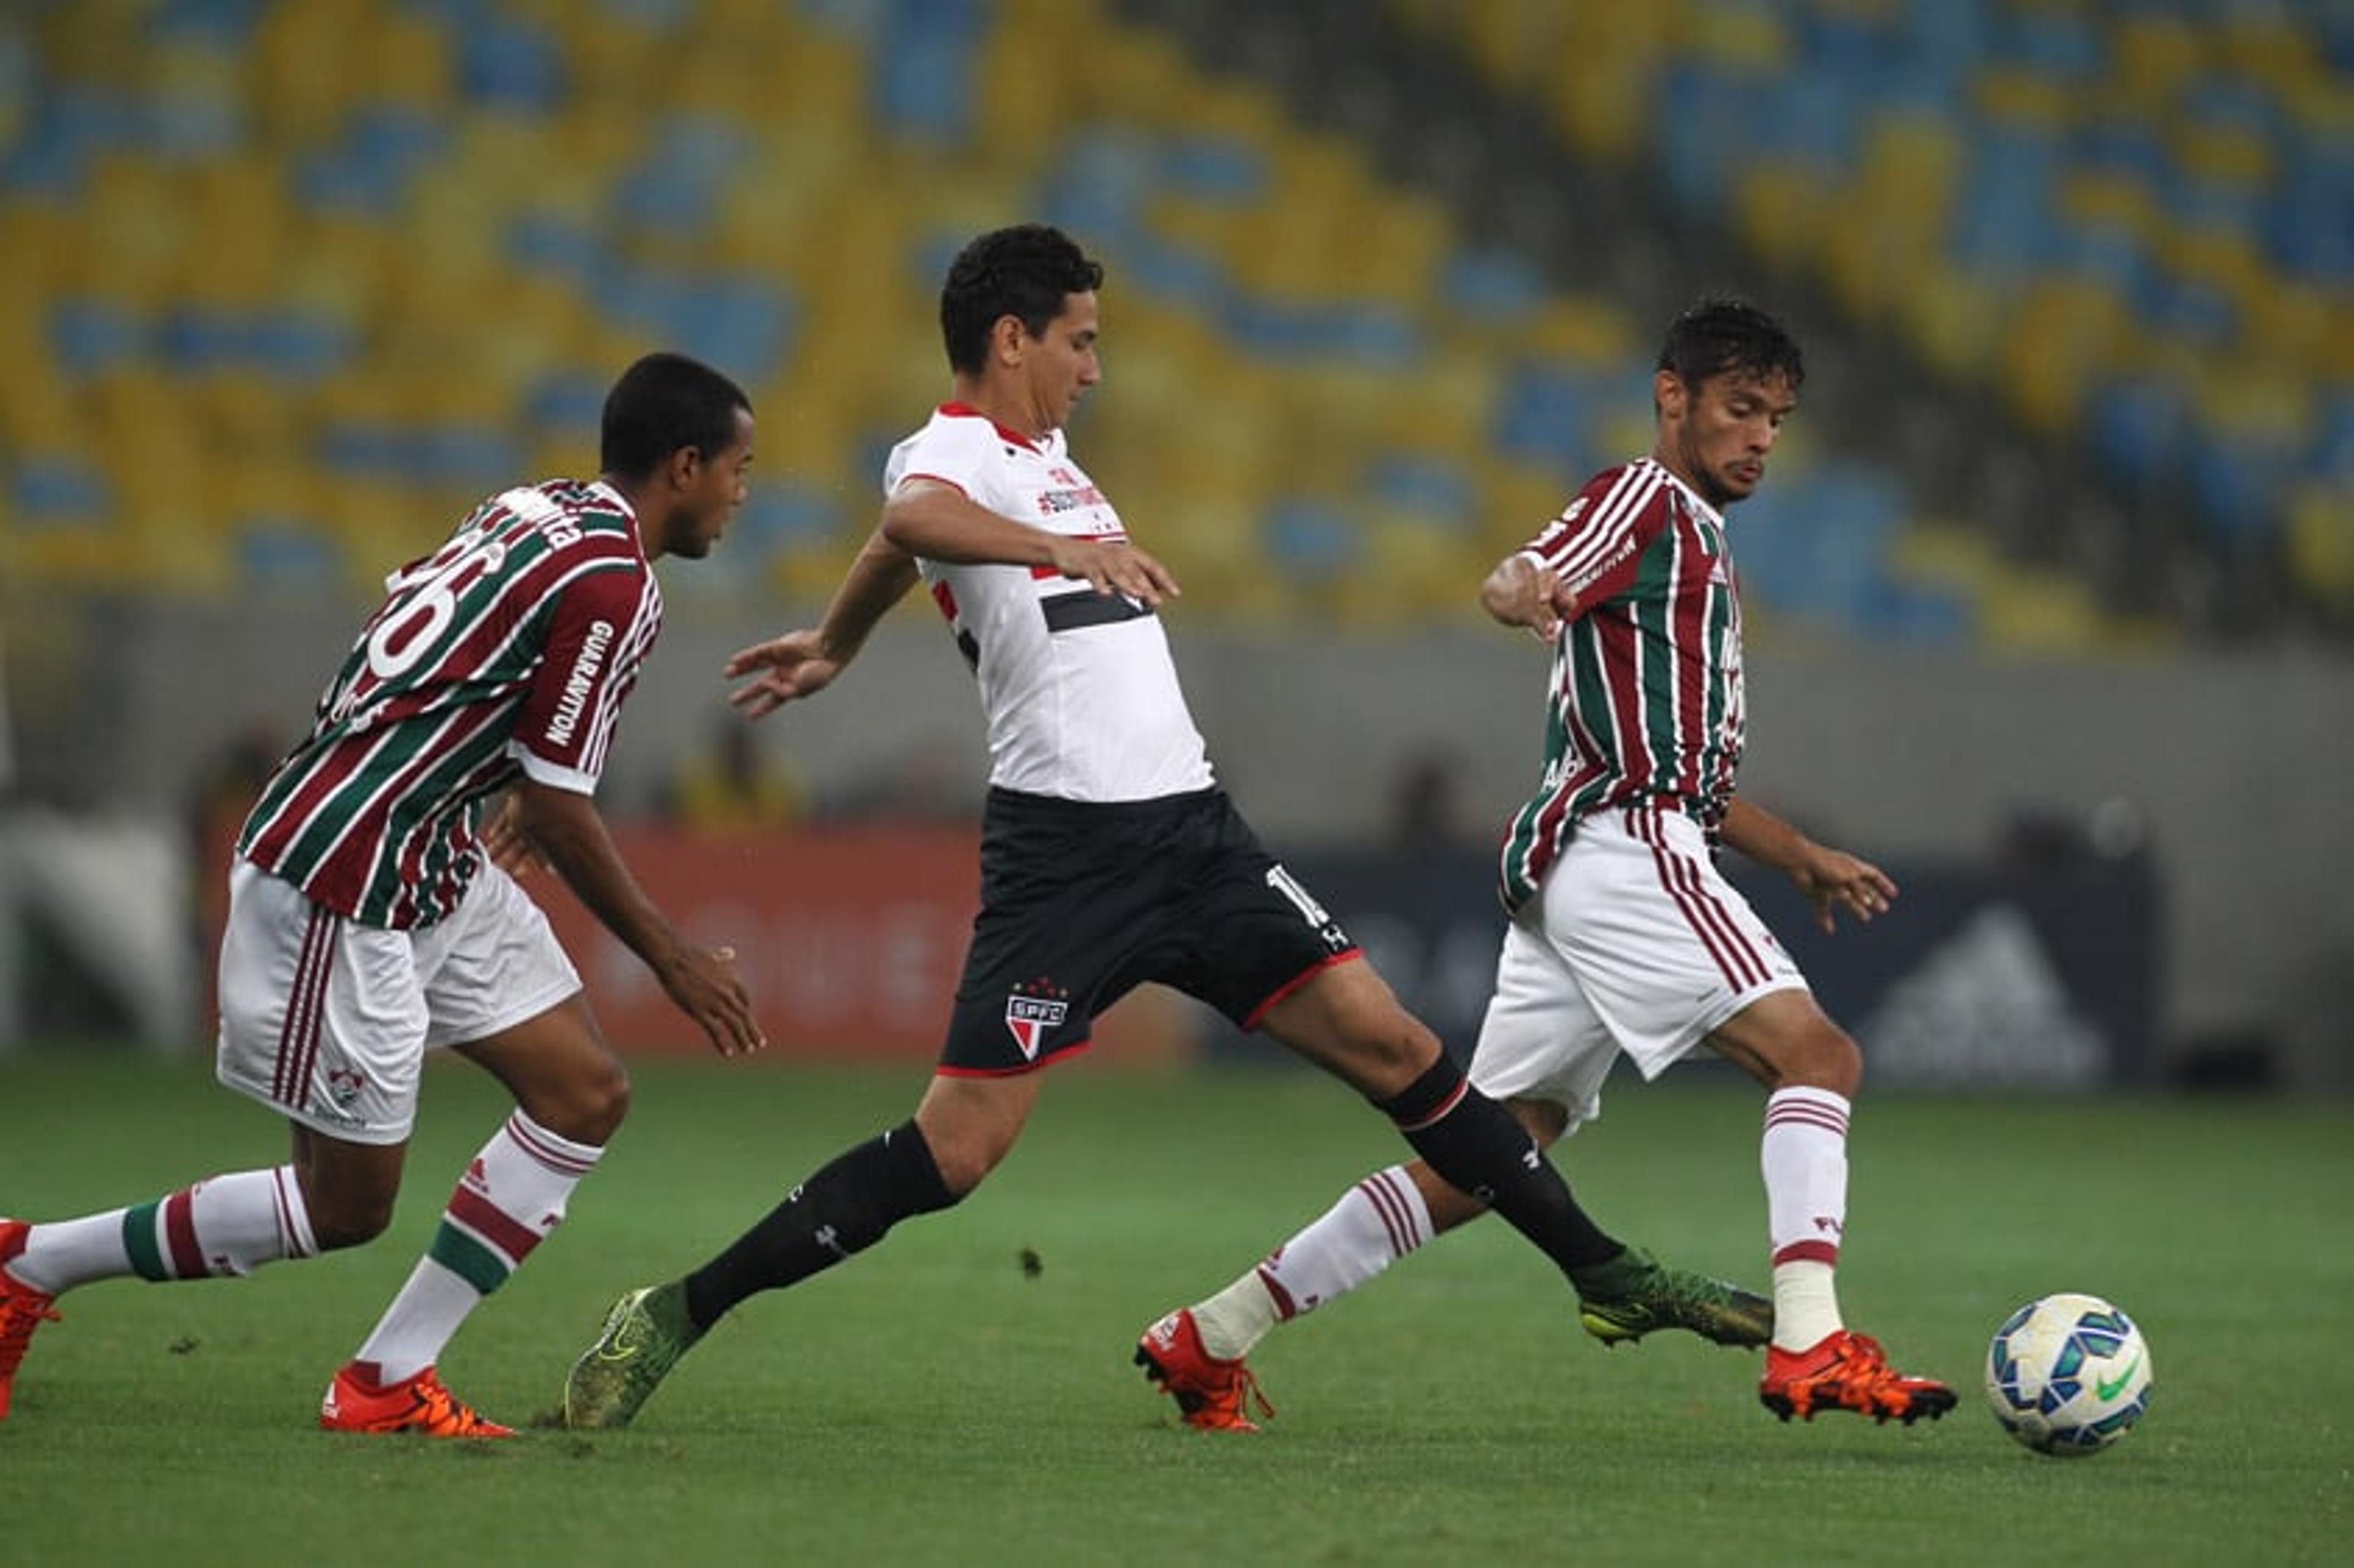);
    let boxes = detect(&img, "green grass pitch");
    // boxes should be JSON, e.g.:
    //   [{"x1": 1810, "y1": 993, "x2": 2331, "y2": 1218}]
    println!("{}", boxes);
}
[{"x1": 1, "y1": 1049, "x2": 2347, "y2": 1564}]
